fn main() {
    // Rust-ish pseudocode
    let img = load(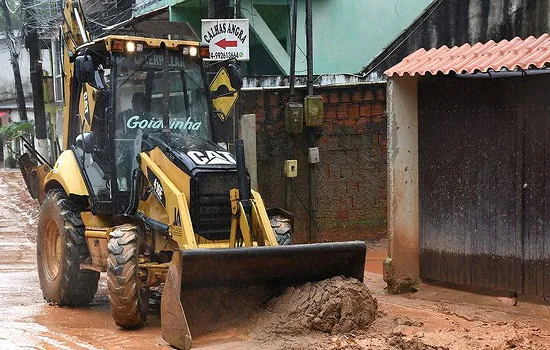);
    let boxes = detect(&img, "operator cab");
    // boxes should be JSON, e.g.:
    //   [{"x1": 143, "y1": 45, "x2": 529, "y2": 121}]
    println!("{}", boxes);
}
[{"x1": 70, "y1": 37, "x2": 228, "y2": 216}]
